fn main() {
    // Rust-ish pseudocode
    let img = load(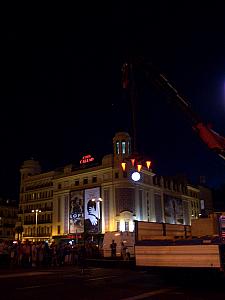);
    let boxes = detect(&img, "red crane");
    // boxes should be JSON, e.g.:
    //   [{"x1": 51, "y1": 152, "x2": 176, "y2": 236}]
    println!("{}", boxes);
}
[{"x1": 122, "y1": 58, "x2": 225, "y2": 161}]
